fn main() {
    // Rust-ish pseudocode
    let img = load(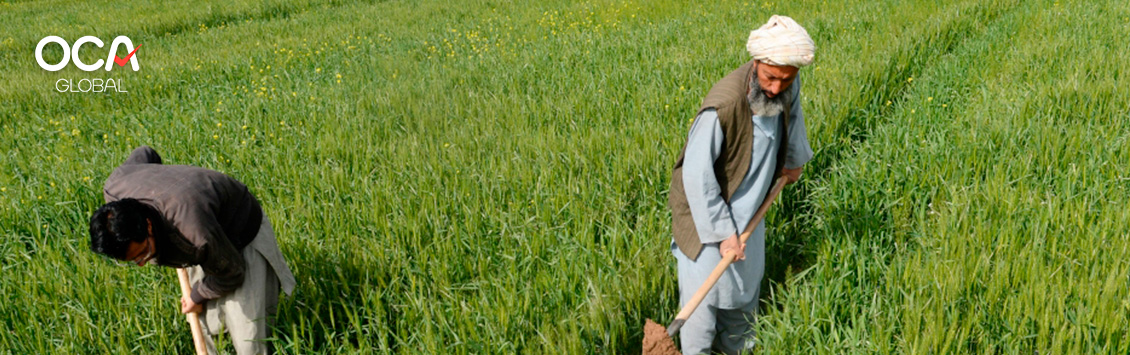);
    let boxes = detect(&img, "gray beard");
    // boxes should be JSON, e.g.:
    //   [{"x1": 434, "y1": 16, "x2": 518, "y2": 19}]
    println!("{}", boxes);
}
[{"x1": 747, "y1": 76, "x2": 786, "y2": 117}]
